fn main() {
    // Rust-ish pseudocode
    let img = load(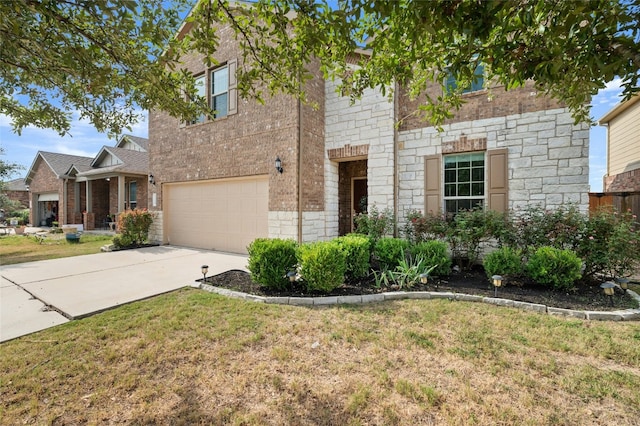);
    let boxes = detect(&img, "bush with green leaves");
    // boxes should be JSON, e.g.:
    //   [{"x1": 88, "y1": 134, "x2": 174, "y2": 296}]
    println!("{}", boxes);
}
[
  {"x1": 447, "y1": 208, "x2": 507, "y2": 269},
  {"x1": 247, "y1": 238, "x2": 298, "y2": 290},
  {"x1": 298, "y1": 241, "x2": 346, "y2": 293},
  {"x1": 575, "y1": 208, "x2": 640, "y2": 279},
  {"x1": 526, "y1": 246, "x2": 582, "y2": 290},
  {"x1": 113, "y1": 208, "x2": 154, "y2": 248},
  {"x1": 335, "y1": 234, "x2": 370, "y2": 281},
  {"x1": 353, "y1": 205, "x2": 395, "y2": 244},
  {"x1": 483, "y1": 246, "x2": 523, "y2": 281},
  {"x1": 500, "y1": 205, "x2": 586, "y2": 255},
  {"x1": 373, "y1": 237, "x2": 410, "y2": 271},
  {"x1": 410, "y1": 240, "x2": 451, "y2": 277},
  {"x1": 403, "y1": 210, "x2": 449, "y2": 244}
]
